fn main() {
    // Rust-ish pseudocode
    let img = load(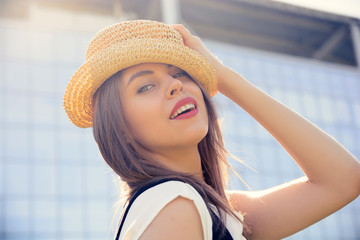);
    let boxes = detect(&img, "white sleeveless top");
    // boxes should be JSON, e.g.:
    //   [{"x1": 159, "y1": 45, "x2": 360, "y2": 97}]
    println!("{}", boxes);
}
[{"x1": 118, "y1": 181, "x2": 246, "y2": 240}]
